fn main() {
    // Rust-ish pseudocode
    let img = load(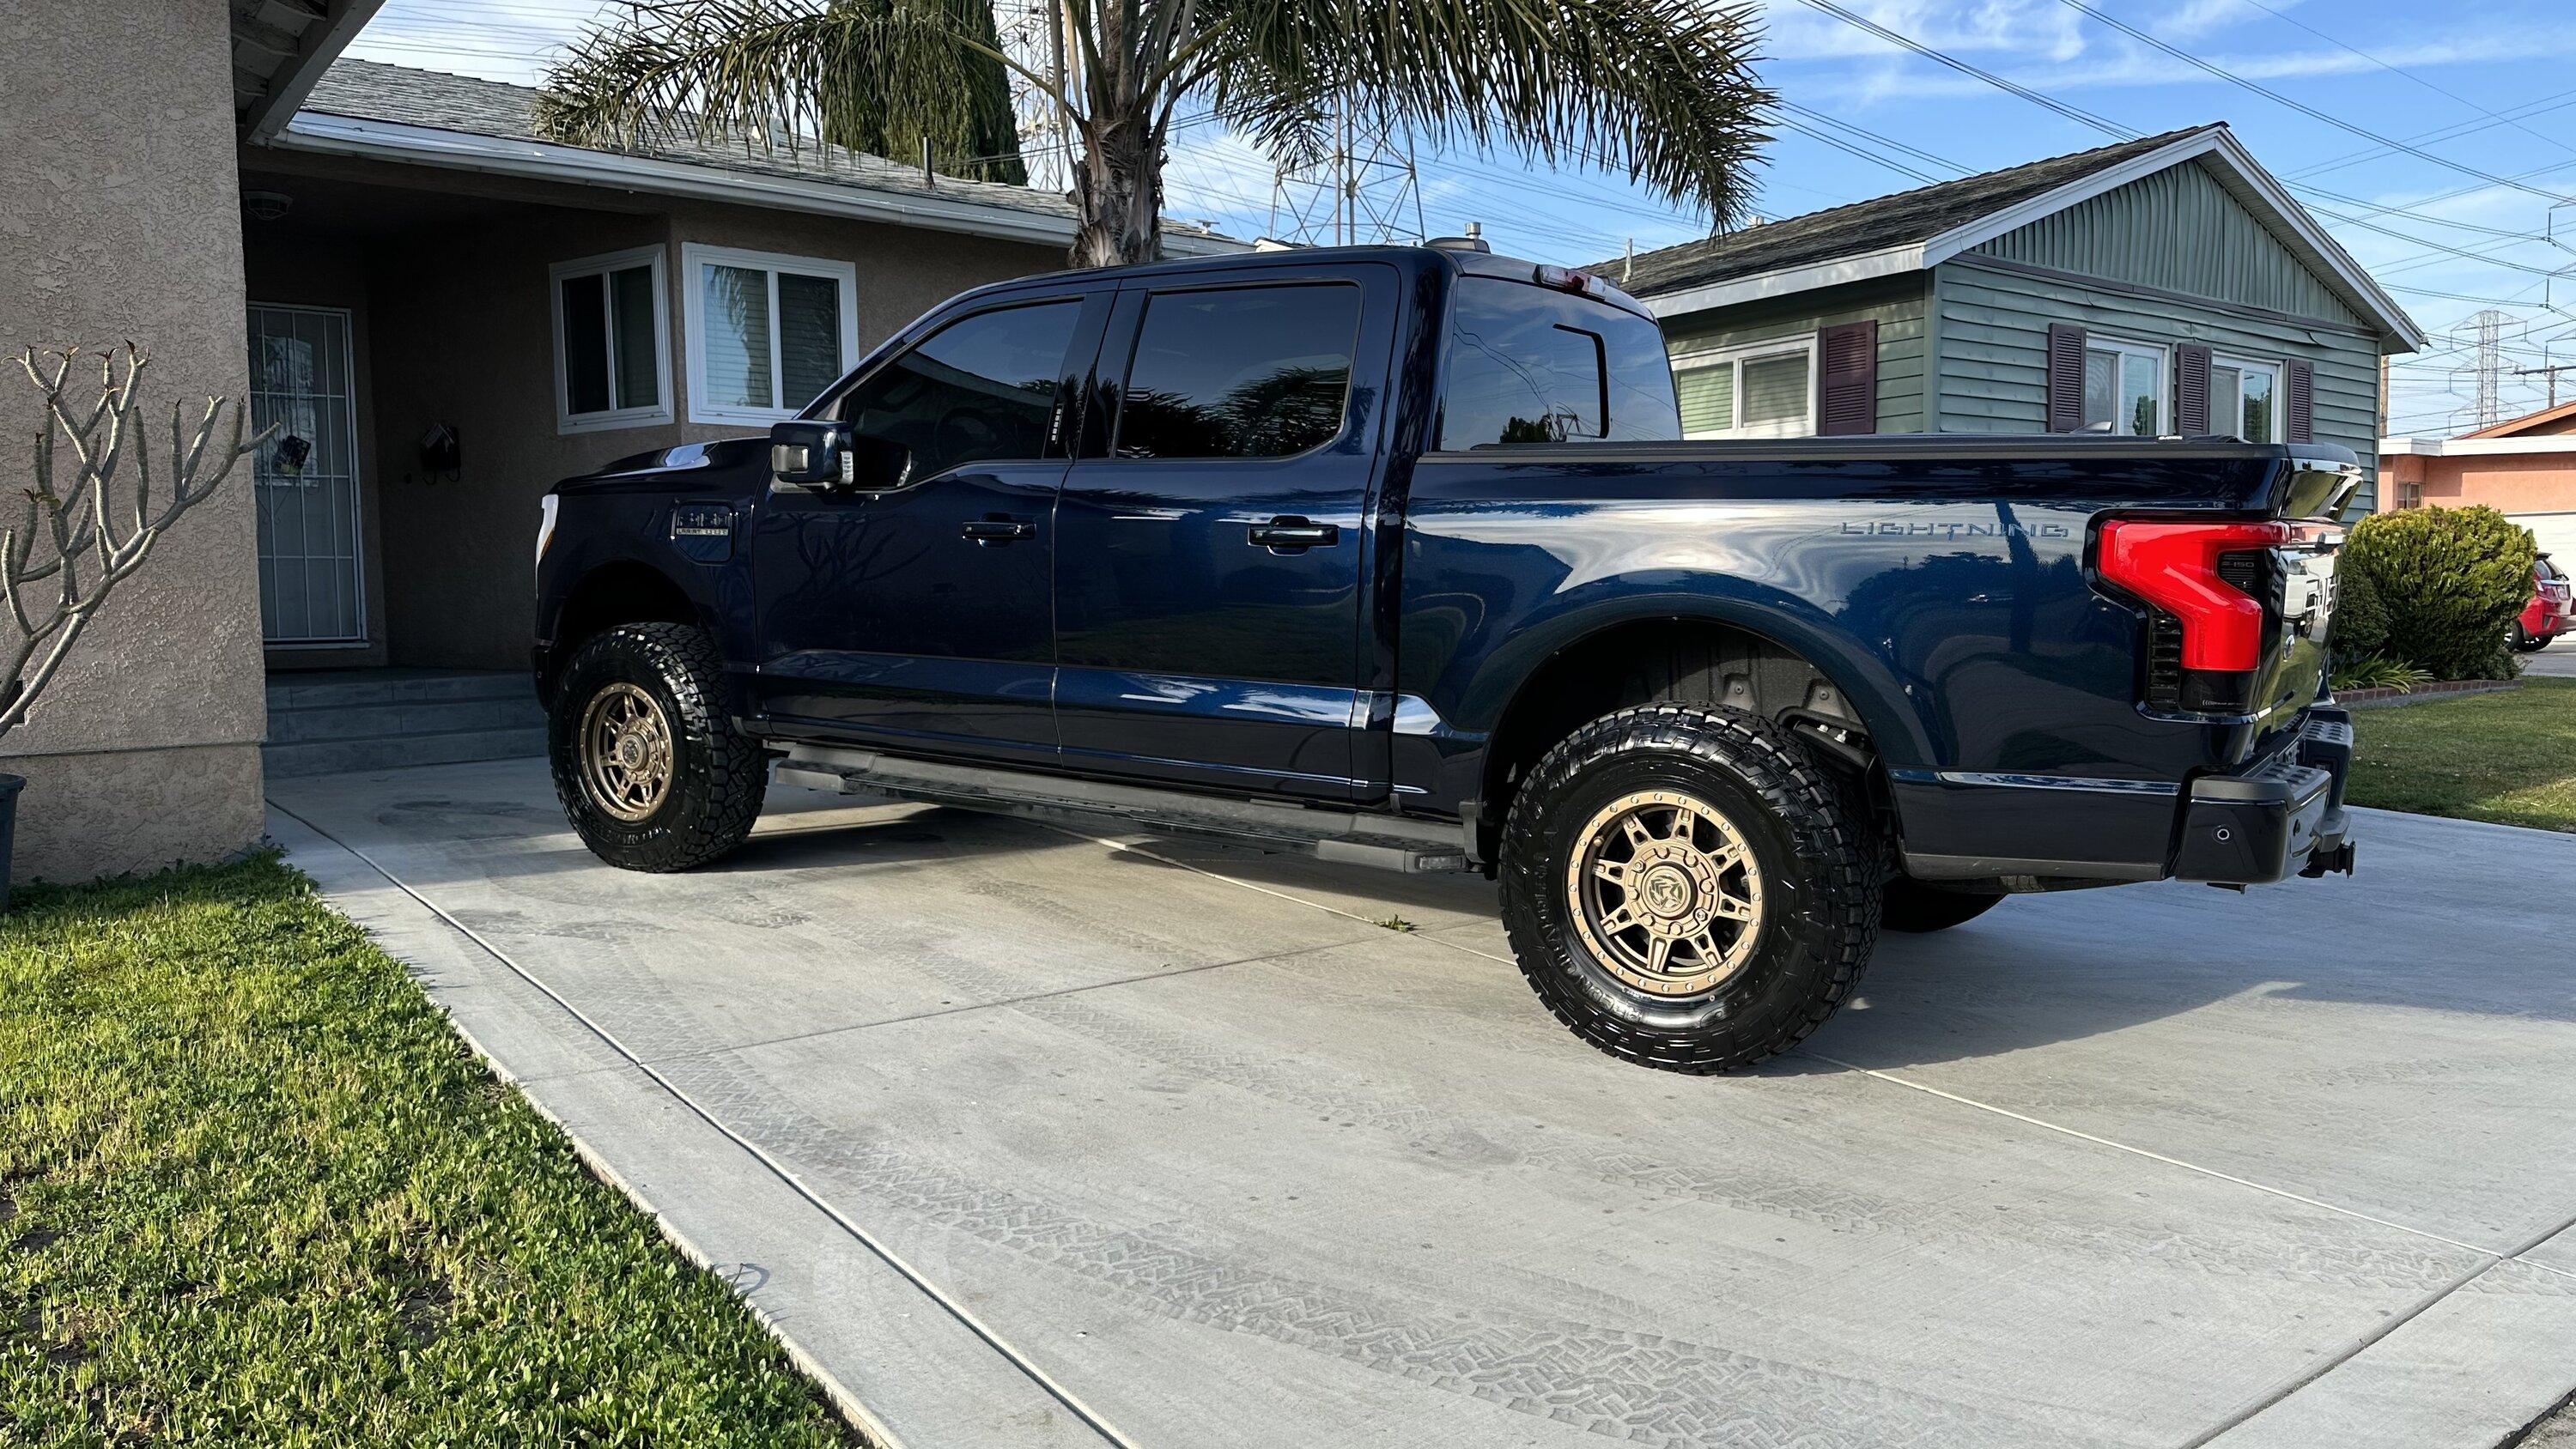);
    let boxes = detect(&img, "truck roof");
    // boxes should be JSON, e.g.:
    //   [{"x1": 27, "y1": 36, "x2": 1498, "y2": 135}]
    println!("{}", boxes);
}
[{"x1": 945, "y1": 242, "x2": 1662, "y2": 321}]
